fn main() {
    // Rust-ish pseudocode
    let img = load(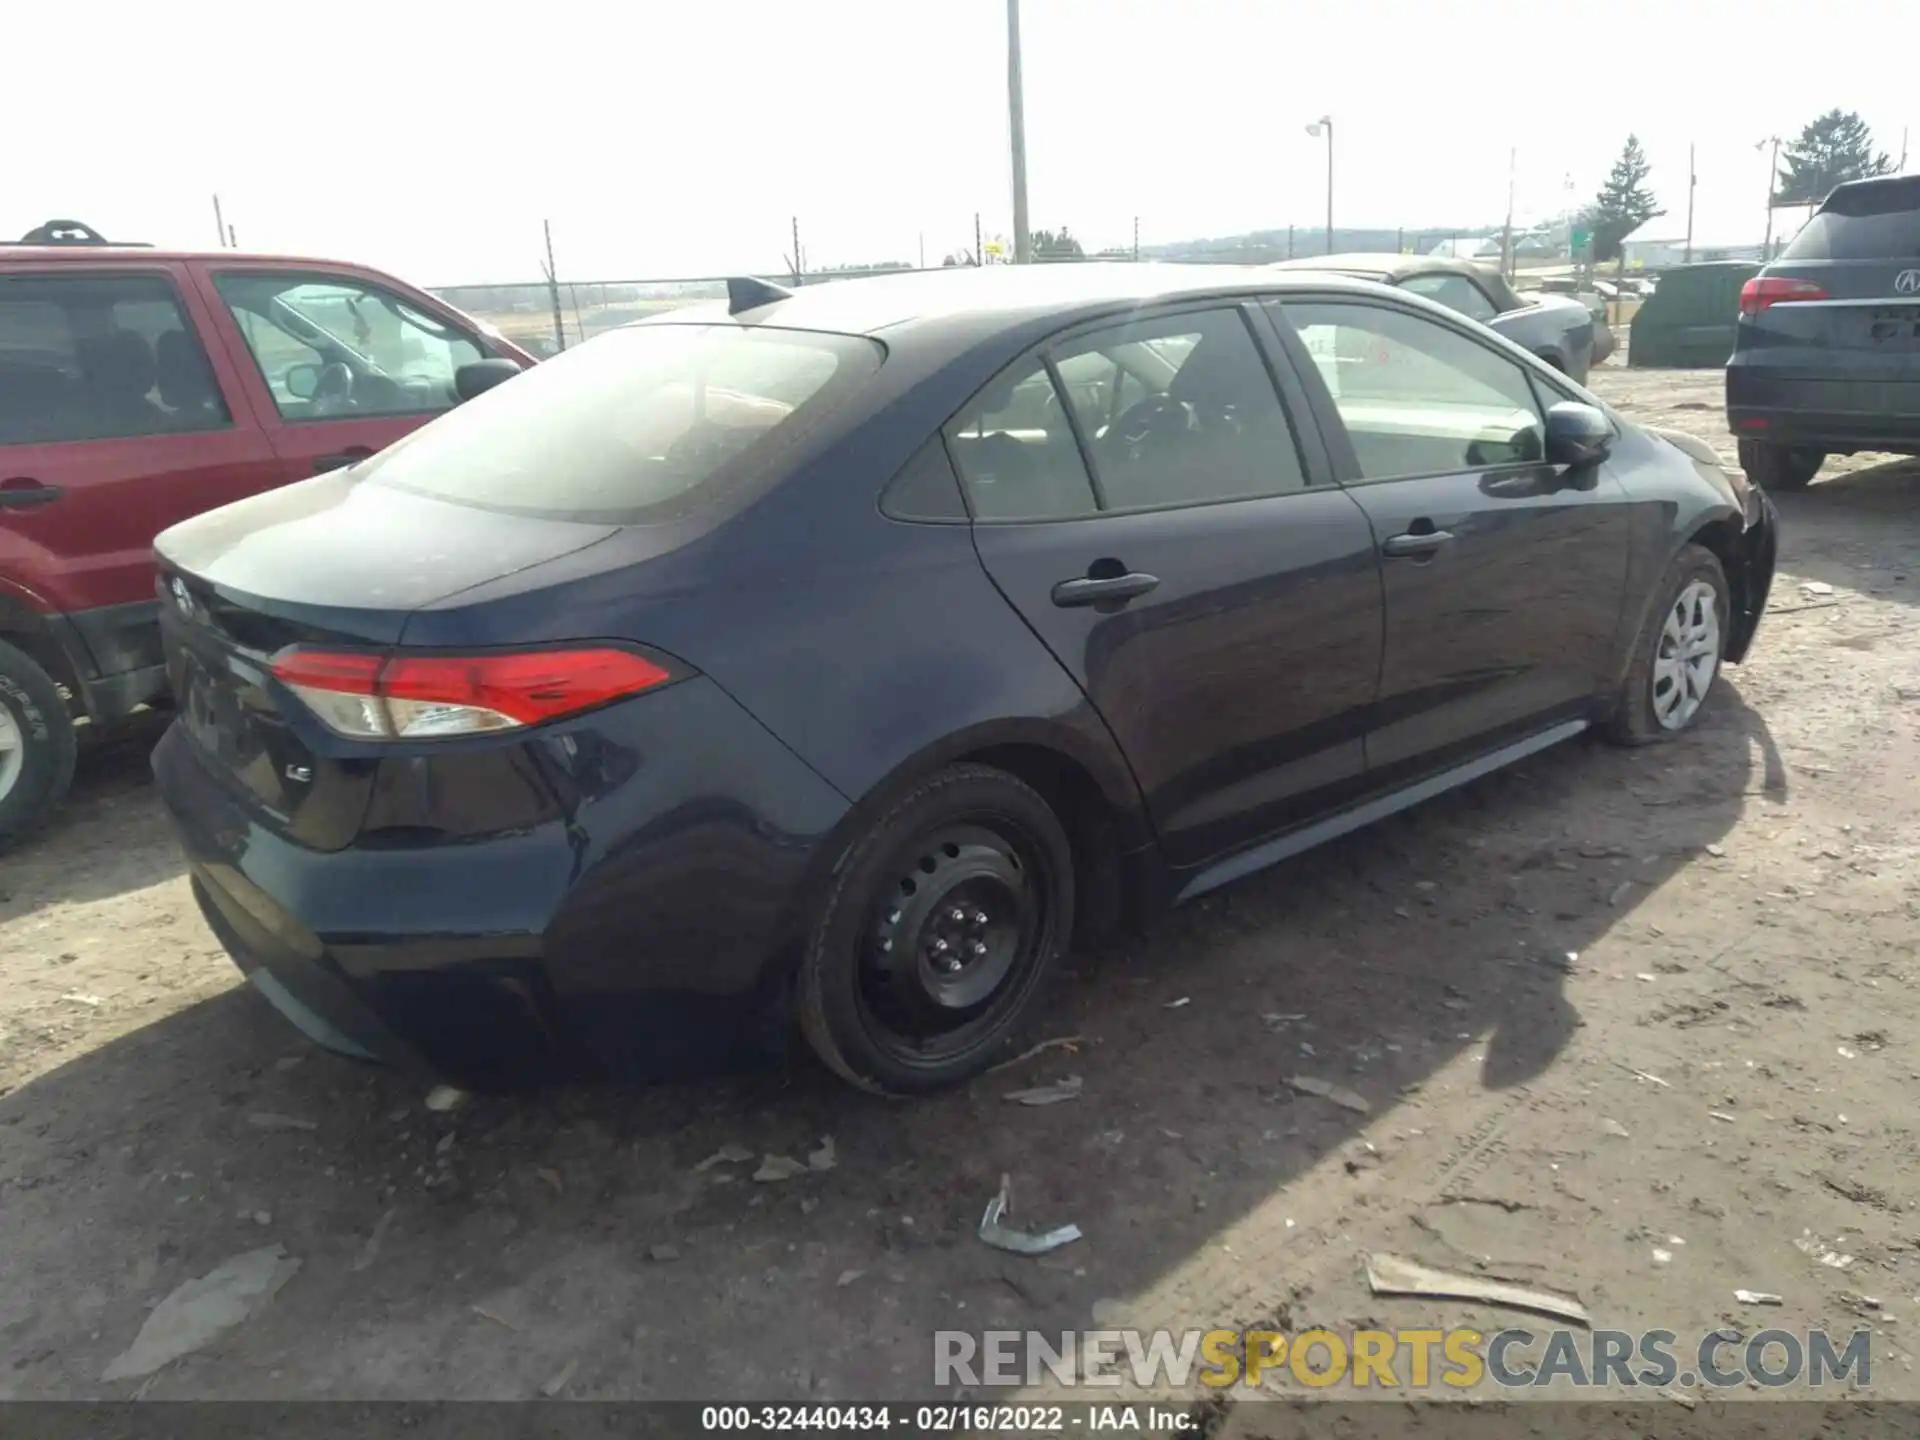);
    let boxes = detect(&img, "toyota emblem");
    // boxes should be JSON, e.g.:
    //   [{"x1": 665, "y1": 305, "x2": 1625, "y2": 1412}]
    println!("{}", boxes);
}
[
  {"x1": 1897, "y1": 269, "x2": 1920, "y2": 296},
  {"x1": 170, "y1": 576, "x2": 193, "y2": 616}
]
